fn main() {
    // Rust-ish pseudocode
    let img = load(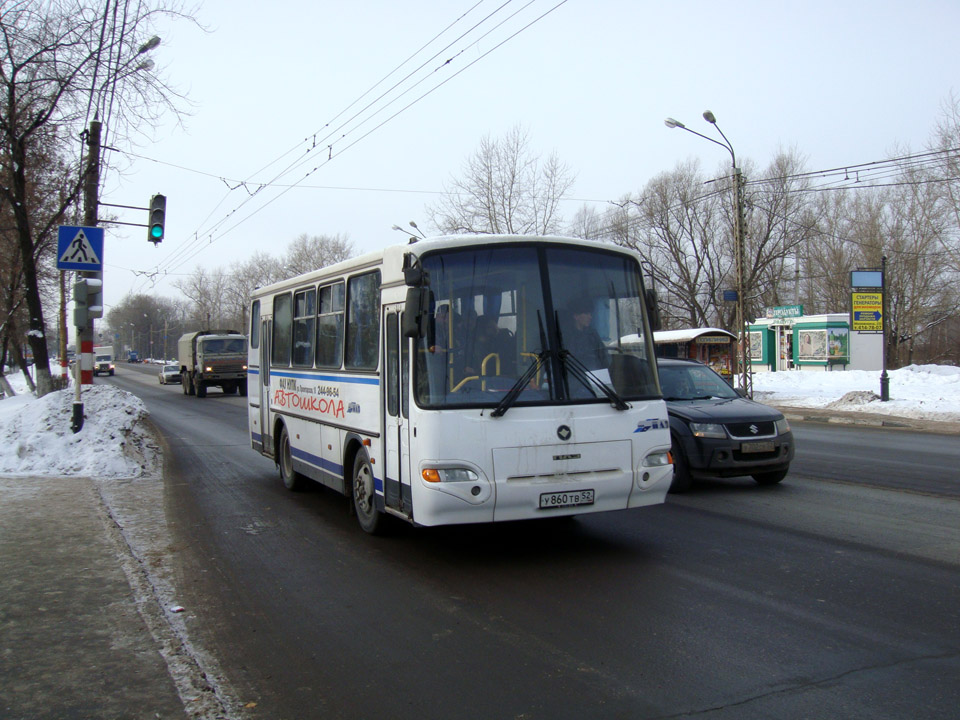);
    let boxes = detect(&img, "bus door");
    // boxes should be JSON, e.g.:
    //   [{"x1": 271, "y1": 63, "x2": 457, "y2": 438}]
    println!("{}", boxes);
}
[
  {"x1": 260, "y1": 318, "x2": 274, "y2": 457},
  {"x1": 383, "y1": 308, "x2": 411, "y2": 518}
]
